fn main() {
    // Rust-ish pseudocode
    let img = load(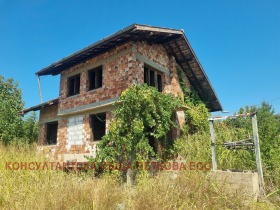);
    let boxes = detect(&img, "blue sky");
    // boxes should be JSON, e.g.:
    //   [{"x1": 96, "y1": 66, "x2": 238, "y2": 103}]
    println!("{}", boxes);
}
[{"x1": 1, "y1": 0, "x2": 279, "y2": 114}]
